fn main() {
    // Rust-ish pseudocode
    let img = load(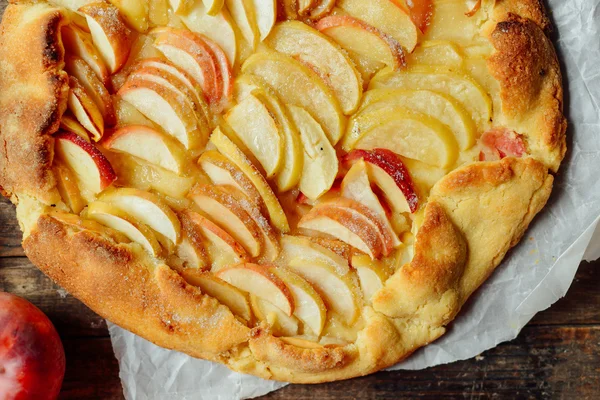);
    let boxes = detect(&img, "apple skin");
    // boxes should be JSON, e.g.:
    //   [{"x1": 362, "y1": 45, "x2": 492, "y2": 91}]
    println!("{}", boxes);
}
[
  {"x1": 344, "y1": 148, "x2": 418, "y2": 213},
  {"x1": 0, "y1": 293, "x2": 65, "y2": 400},
  {"x1": 479, "y1": 128, "x2": 527, "y2": 161}
]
